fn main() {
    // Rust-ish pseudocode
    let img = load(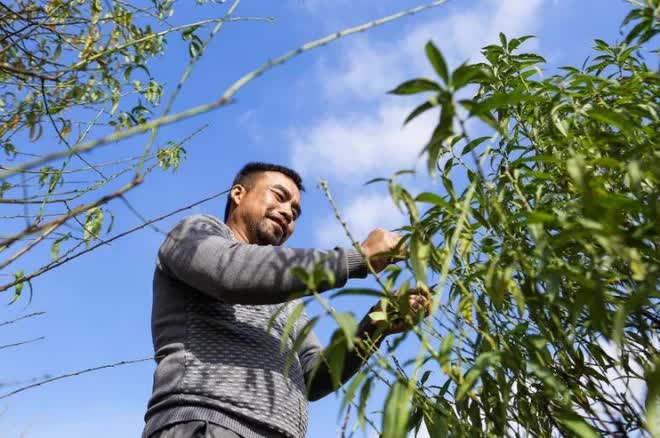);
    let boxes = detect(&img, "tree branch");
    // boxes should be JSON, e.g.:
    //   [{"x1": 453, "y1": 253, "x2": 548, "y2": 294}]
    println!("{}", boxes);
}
[
  {"x1": 0, "y1": 0, "x2": 450, "y2": 181},
  {"x1": 0, "y1": 311, "x2": 45, "y2": 328},
  {"x1": 0, "y1": 356, "x2": 154, "y2": 400},
  {"x1": 0, "y1": 187, "x2": 229, "y2": 292},
  {"x1": 0, "y1": 175, "x2": 143, "y2": 253},
  {"x1": 0, "y1": 336, "x2": 44, "y2": 351}
]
